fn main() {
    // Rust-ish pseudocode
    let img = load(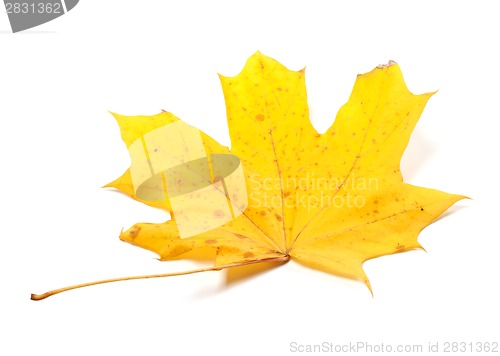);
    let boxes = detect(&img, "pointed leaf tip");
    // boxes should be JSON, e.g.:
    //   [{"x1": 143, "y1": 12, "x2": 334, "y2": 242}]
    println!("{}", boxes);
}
[{"x1": 377, "y1": 60, "x2": 398, "y2": 69}]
